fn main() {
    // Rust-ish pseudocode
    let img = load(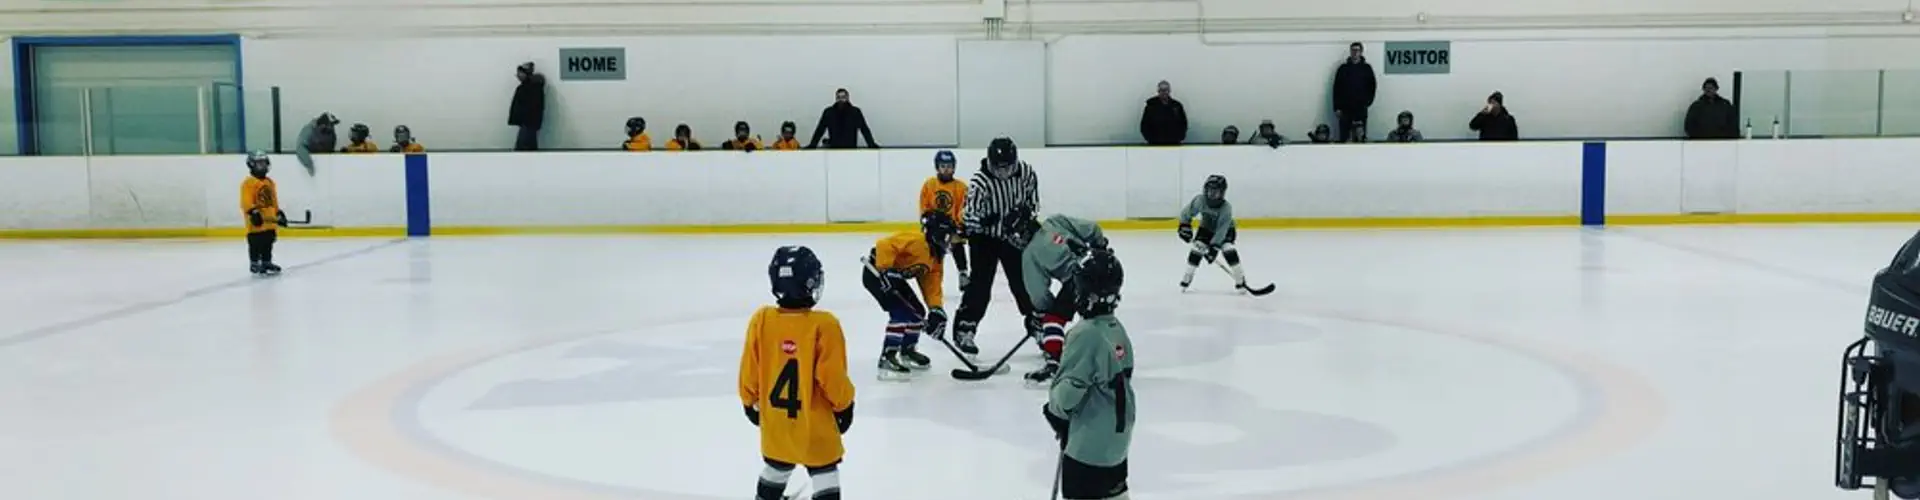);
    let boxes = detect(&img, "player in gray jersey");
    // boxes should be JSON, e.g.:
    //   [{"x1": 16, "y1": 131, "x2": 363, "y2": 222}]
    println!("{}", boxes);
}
[
  {"x1": 1178, "y1": 174, "x2": 1255, "y2": 291},
  {"x1": 1042, "y1": 247, "x2": 1134, "y2": 500},
  {"x1": 1011, "y1": 210, "x2": 1109, "y2": 384}
]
